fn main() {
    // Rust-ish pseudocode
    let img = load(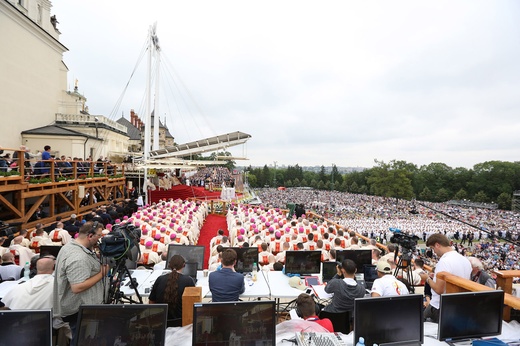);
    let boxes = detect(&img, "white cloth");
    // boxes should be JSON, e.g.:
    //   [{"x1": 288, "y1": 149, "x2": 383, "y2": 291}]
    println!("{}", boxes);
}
[
  {"x1": 431, "y1": 250, "x2": 472, "y2": 309},
  {"x1": 2, "y1": 274, "x2": 54, "y2": 309},
  {"x1": 371, "y1": 274, "x2": 410, "y2": 297},
  {"x1": 0, "y1": 263, "x2": 23, "y2": 281}
]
